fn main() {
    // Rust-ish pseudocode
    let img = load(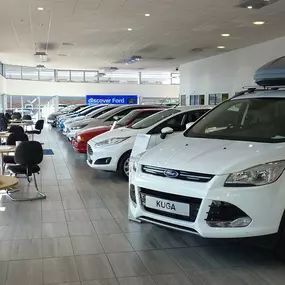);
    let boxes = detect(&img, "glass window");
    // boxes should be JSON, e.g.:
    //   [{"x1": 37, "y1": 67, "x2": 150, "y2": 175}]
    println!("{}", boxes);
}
[
  {"x1": 4, "y1": 65, "x2": 22, "y2": 79},
  {"x1": 22, "y1": 67, "x2": 39, "y2": 81},
  {"x1": 57, "y1": 70, "x2": 70, "y2": 82},
  {"x1": 171, "y1": 73, "x2": 180, "y2": 85},
  {"x1": 85, "y1": 71, "x2": 98, "y2": 82},
  {"x1": 99, "y1": 72, "x2": 138, "y2": 84},
  {"x1": 71, "y1": 70, "x2": 84, "y2": 82},
  {"x1": 0, "y1": 62, "x2": 3, "y2": 76},
  {"x1": 185, "y1": 98, "x2": 285, "y2": 143},
  {"x1": 141, "y1": 72, "x2": 171, "y2": 85},
  {"x1": 39, "y1": 69, "x2": 55, "y2": 81}
]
